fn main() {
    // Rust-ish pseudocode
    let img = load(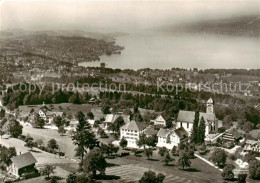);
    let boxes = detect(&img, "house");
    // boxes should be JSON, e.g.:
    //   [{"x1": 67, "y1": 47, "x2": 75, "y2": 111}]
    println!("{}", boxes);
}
[
  {"x1": 157, "y1": 128, "x2": 173, "y2": 149},
  {"x1": 87, "y1": 119, "x2": 95, "y2": 127},
  {"x1": 153, "y1": 112, "x2": 173, "y2": 127},
  {"x1": 8, "y1": 152, "x2": 37, "y2": 177},
  {"x1": 244, "y1": 139, "x2": 260, "y2": 152},
  {"x1": 144, "y1": 126, "x2": 158, "y2": 137},
  {"x1": 88, "y1": 98, "x2": 96, "y2": 105},
  {"x1": 120, "y1": 120, "x2": 147, "y2": 148},
  {"x1": 35, "y1": 105, "x2": 50, "y2": 120},
  {"x1": 65, "y1": 118, "x2": 79, "y2": 131},
  {"x1": 45, "y1": 111, "x2": 64, "y2": 124},
  {"x1": 176, "y1": 98, "x2": 218, "y2": 136},
  {"x1": 104, "y1": 113, "x2": 130, "y2": 130},
  {"x1": 157, "y1": 127, "x2": 188, "y2": 149}
]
